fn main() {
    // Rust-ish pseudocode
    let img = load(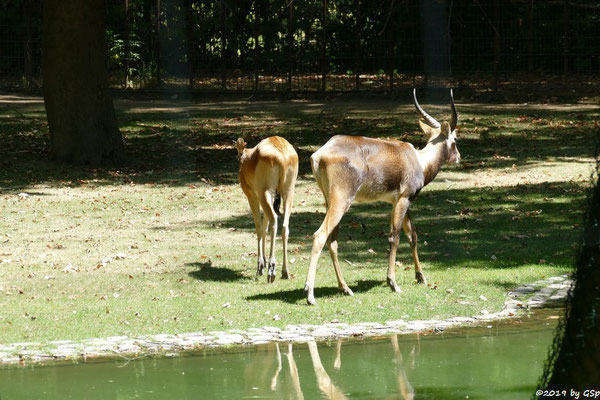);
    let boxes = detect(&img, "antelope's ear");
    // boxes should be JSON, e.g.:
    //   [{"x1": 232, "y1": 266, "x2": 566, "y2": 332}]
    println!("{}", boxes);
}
[
  {"x1": 235, "y1": 138, "x2": 246, "y2": 156},
  {"x1": 440, "y1": 121, "x2": 451, "y2": 136},
  {"x1": 418, "y1": 120, "x2": 436, "y2": 139}
]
